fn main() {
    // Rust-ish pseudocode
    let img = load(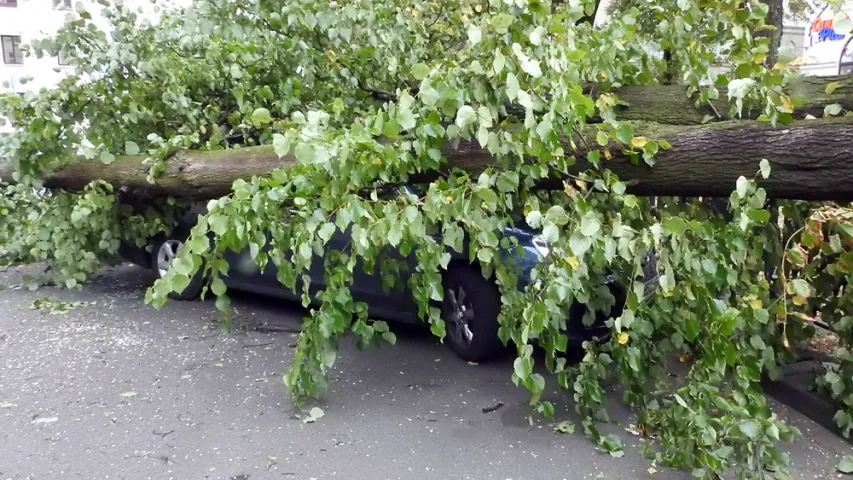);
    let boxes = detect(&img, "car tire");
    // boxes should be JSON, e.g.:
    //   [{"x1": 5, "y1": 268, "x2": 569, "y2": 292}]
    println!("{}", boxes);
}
[
  {"x1": 150, "y1": 235, "x2": 204, "y2": 301},
  {"x1": 442, "y1": 266, "x2": 505, "y2": 362}
]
